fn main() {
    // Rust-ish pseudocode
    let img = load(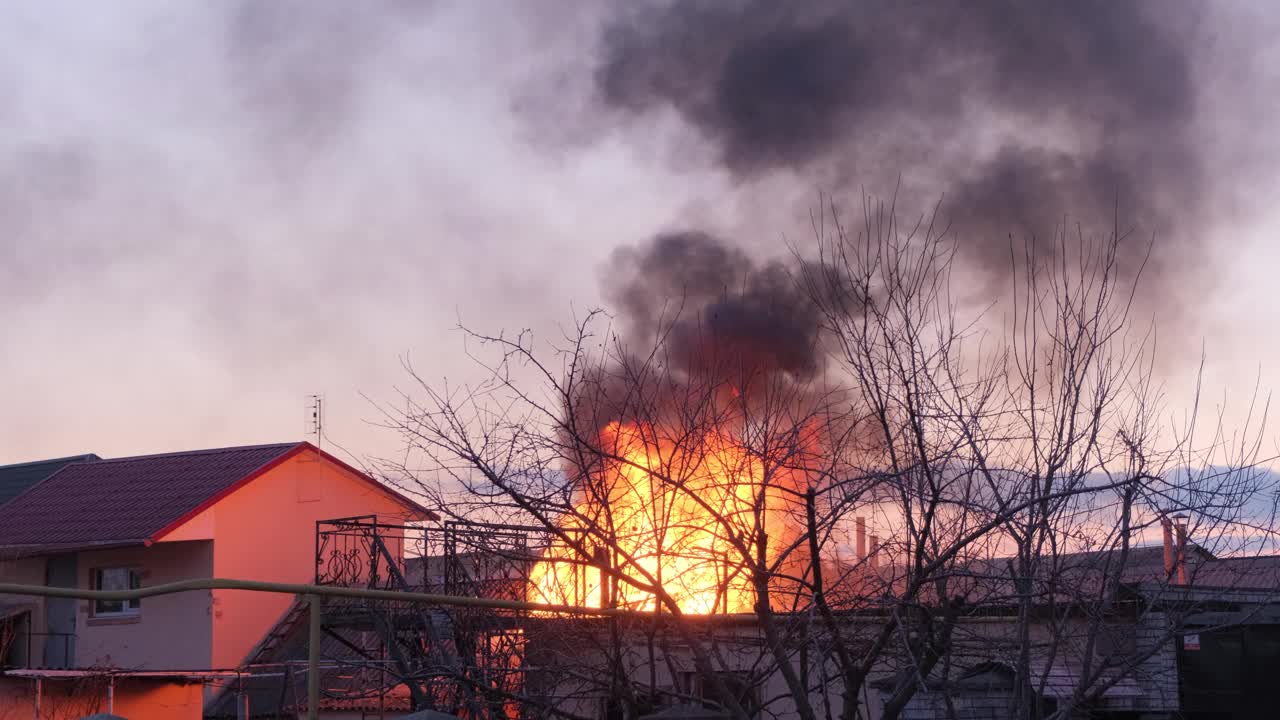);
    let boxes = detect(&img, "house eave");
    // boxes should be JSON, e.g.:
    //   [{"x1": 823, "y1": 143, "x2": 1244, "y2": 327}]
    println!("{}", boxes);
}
[{"x1": 0, "y1": 539, "x2": 149, "y2": 559}]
